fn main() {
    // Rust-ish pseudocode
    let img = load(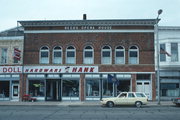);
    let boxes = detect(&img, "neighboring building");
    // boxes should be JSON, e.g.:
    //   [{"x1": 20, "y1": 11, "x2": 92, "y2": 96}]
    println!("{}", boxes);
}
[
  {"x1": 0, "y1": 27, "x2": 24, "y2": 101},
  {"x1": 18, "y1": 16, "x2": 156, "y2": 101},
  {"x1": 158, "y1": 26, "x2": 180, "y2": 100}
]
